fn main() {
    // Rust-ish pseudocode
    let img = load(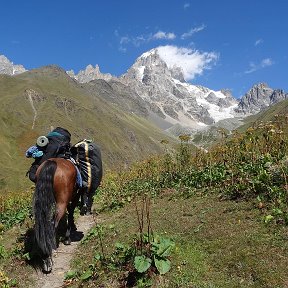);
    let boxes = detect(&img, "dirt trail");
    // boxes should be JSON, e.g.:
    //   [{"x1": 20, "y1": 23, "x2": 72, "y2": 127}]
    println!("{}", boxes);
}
[{"x1": 33, "y1": 214, "x2": 96, "y2": 288}]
